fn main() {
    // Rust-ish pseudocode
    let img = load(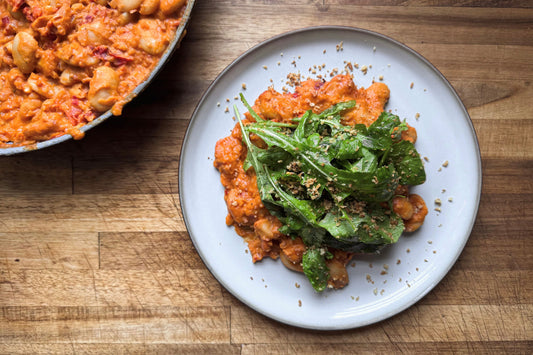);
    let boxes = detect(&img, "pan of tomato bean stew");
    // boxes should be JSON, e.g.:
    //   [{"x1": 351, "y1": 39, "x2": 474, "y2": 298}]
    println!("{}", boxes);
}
[{"x1": 0, "y1": 0, "x2": 195, "y2": 154}]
